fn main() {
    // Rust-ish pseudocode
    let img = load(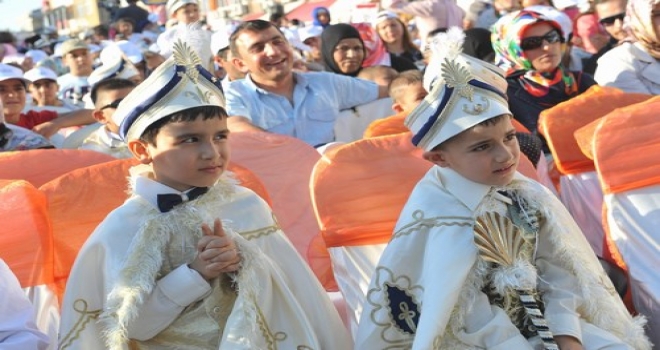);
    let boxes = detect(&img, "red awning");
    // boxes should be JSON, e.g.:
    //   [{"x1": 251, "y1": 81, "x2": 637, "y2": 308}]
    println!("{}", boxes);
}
[{"x1": 286, "y1": 0, "x2": 336, "y2": 23}]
